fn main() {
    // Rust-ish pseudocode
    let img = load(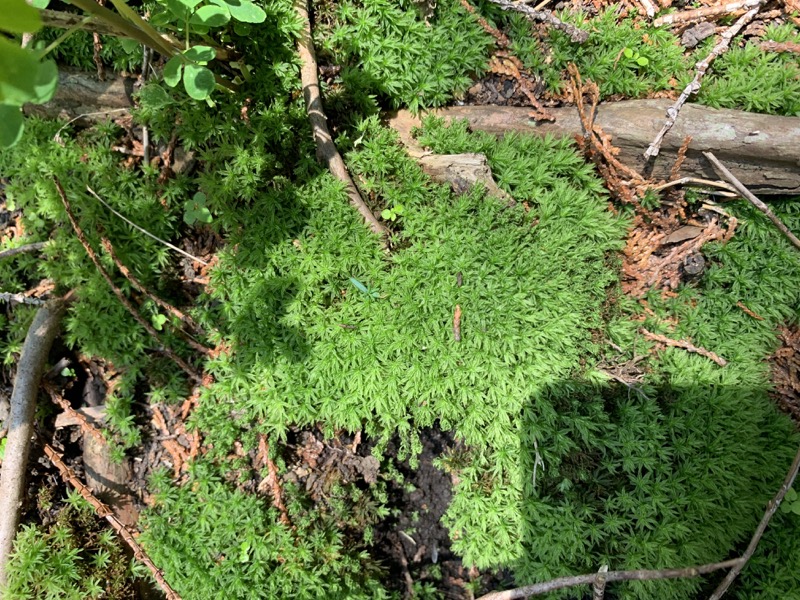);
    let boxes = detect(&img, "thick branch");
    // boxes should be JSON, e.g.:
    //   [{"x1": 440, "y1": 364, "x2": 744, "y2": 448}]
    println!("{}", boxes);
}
[
  {"x1": 294, "y1": 0, "x2": 388, "y2": 239},
  {"x1": 0, "y1": 299, "x2": 66, "y2": 587},
  {"x1": 477, "y1": 559, "x2": 744, "y2": 600}
]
